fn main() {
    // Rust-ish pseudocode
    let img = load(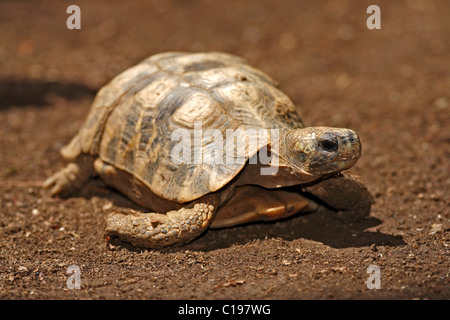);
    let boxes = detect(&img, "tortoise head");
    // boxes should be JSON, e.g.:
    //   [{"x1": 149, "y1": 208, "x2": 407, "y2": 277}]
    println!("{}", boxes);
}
[{"x1": 280, "y1": 127, "x2": 361, "y2": 180}]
